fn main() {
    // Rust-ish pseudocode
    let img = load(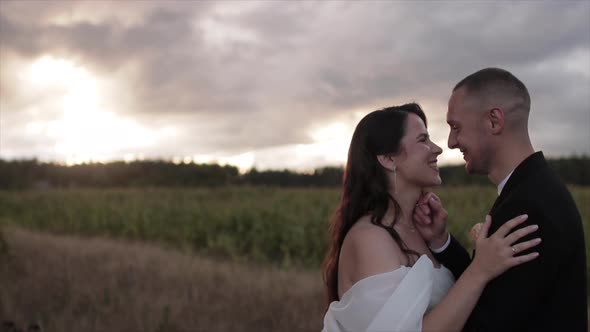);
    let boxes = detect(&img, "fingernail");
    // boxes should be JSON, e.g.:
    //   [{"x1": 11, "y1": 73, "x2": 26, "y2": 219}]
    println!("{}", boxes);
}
[
  {"x1": 535, "y1": 238, "x2": 542, "y2": 243},
  {"x1": 532, "y1": 225, "x2": 538, "y2": 230},
  {"x1": 521, "y1": 214, "x2": 528, "y2": 219},
  {"x1": 533, "y1": 252, "x2": 539, "y2": 257}
]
